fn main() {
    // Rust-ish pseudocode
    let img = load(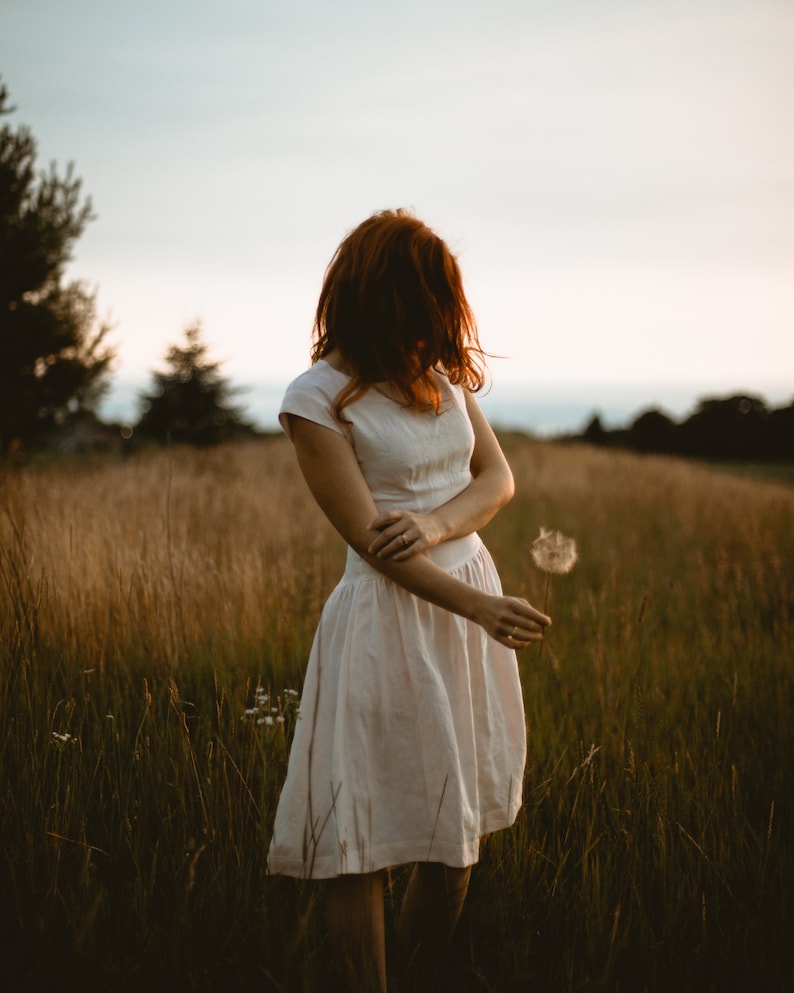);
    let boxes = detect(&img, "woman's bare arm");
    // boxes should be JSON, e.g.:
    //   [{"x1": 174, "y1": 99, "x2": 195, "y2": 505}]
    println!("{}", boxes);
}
[
  {"x1": 286, "y1": 413, "x2": 550, "y2": 649},
  {"x1": 367, "y1": 391, "x2": 514, "y2": 560}
]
